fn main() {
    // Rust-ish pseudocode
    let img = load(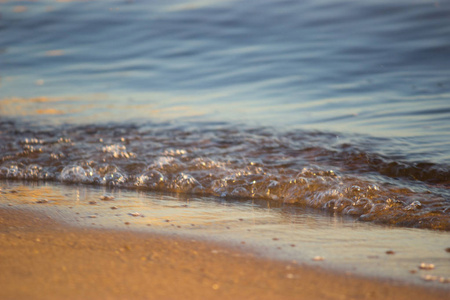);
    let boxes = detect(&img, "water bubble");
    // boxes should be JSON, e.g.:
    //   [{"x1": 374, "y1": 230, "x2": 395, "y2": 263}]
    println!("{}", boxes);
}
[
  {"x1": 404, "y1": 200, "x2": 422, "y2": 211},
  {"x1": 61, "y1": 165, "x2": 95, "y2": 183},
  {"x1": 61, "y1": 165, "x2": 86, "y2": 182},
  {"x1": 102, "y1": 144, "x2": 134, "y2": 159},
  {"x1": 103, "y1": 171, "x2": 127, "y2": 186},
  {"x1": 231, "y1": 187, "x2": 249, "y2": 197},
  {"x1": 386, "y1": 198, "x2": 405, "y2": 207},
  {"x1": 211, "y1": 179, "x2": 228, "y2": 194},
  {"x1": 173, "y1": 173, "x2": 202, "y2": 192},
  {"x1": 135, "y1": 170, "x2": 165, "y2": 188},
  {"x1": 163, "y1": 148, "x2": 186, "y2": 156},
  {"x1": 24, "y1": 164, "x2": 43, "y2": 179},
  {"x1": 150, "y1": 156, "x2": 182, "y2": 171},
  {"x1": 20, "y1": 138, "x2": 43, "y2": 145},
  {"x1": 351, "y1": 185, "x2": 361, "y2": 192},
  {"x1": 0, "y1": 164, "x2": 22, "y2": 178},
  {"x1": 323, "y1": 198, "x2": 352, "y2": 212},
  {"x1": 343, "y1": 206, "x2": 363, "y2": 216}
]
